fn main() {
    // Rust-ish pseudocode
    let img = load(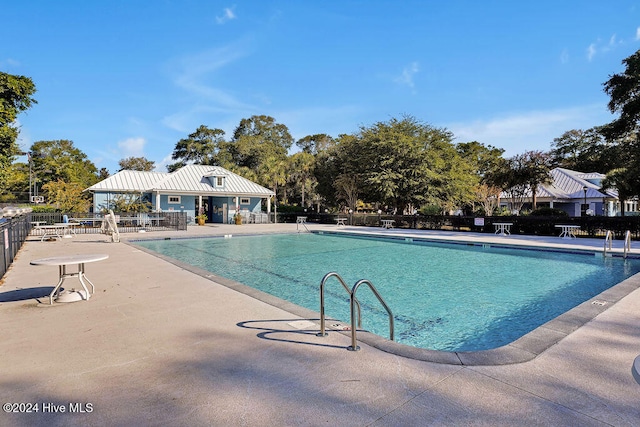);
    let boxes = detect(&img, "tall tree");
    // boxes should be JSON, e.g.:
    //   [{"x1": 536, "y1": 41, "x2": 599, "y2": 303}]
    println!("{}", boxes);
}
[
  {"x1": 296, "y1": 133, "x2": 334, "y2": 155},
  {"x1": 456, "y1": 141, "x2": 505, "y2": 180},
  {"x1": 491, "y1": 151, "x2": 552, "y2": 212},
  {"x1": 521, "y1": 150, "x2": 553, "y2": 209},
  {"x1": 0, "y1": 72, "x2": 37, "y2": 187},
  {"x1": 118, "y1": 156, "x2": 155, "y2": 171},
  {"x1": 550, "y1": 128, "x2": 620, "y2": 172},
  {"x1": 600, "y1": 49, "x2": 640, "y2": 203},
  {"x1": 30, "y1": 140, "x2": 100, "y2": 189},
  {"x1": 228, "y1": 115, "x2": 292, "y2": 195},
  {"x1": 169, "y1": 125, "x2": 226, "y2": 170},
  {"x1": 602, "y1": 49, "x2": 640, "y2": 140},
  {"x1": 286, "y1": 151, "x2": 316, "y2": 207}
]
